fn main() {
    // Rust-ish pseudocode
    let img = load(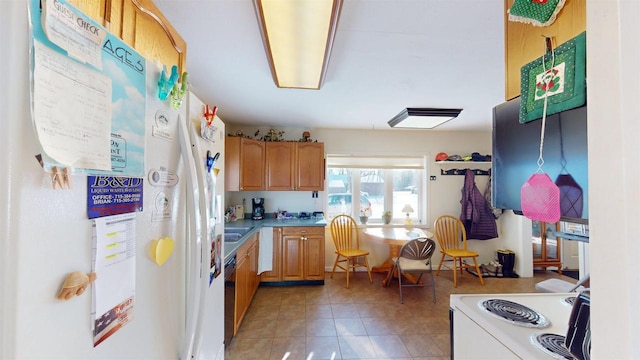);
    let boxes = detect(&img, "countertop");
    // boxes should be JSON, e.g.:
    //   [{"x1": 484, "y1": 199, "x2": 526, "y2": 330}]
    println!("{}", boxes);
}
[{"x1": 223, "y1": 218, "x2": 327, "y2": 262}]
